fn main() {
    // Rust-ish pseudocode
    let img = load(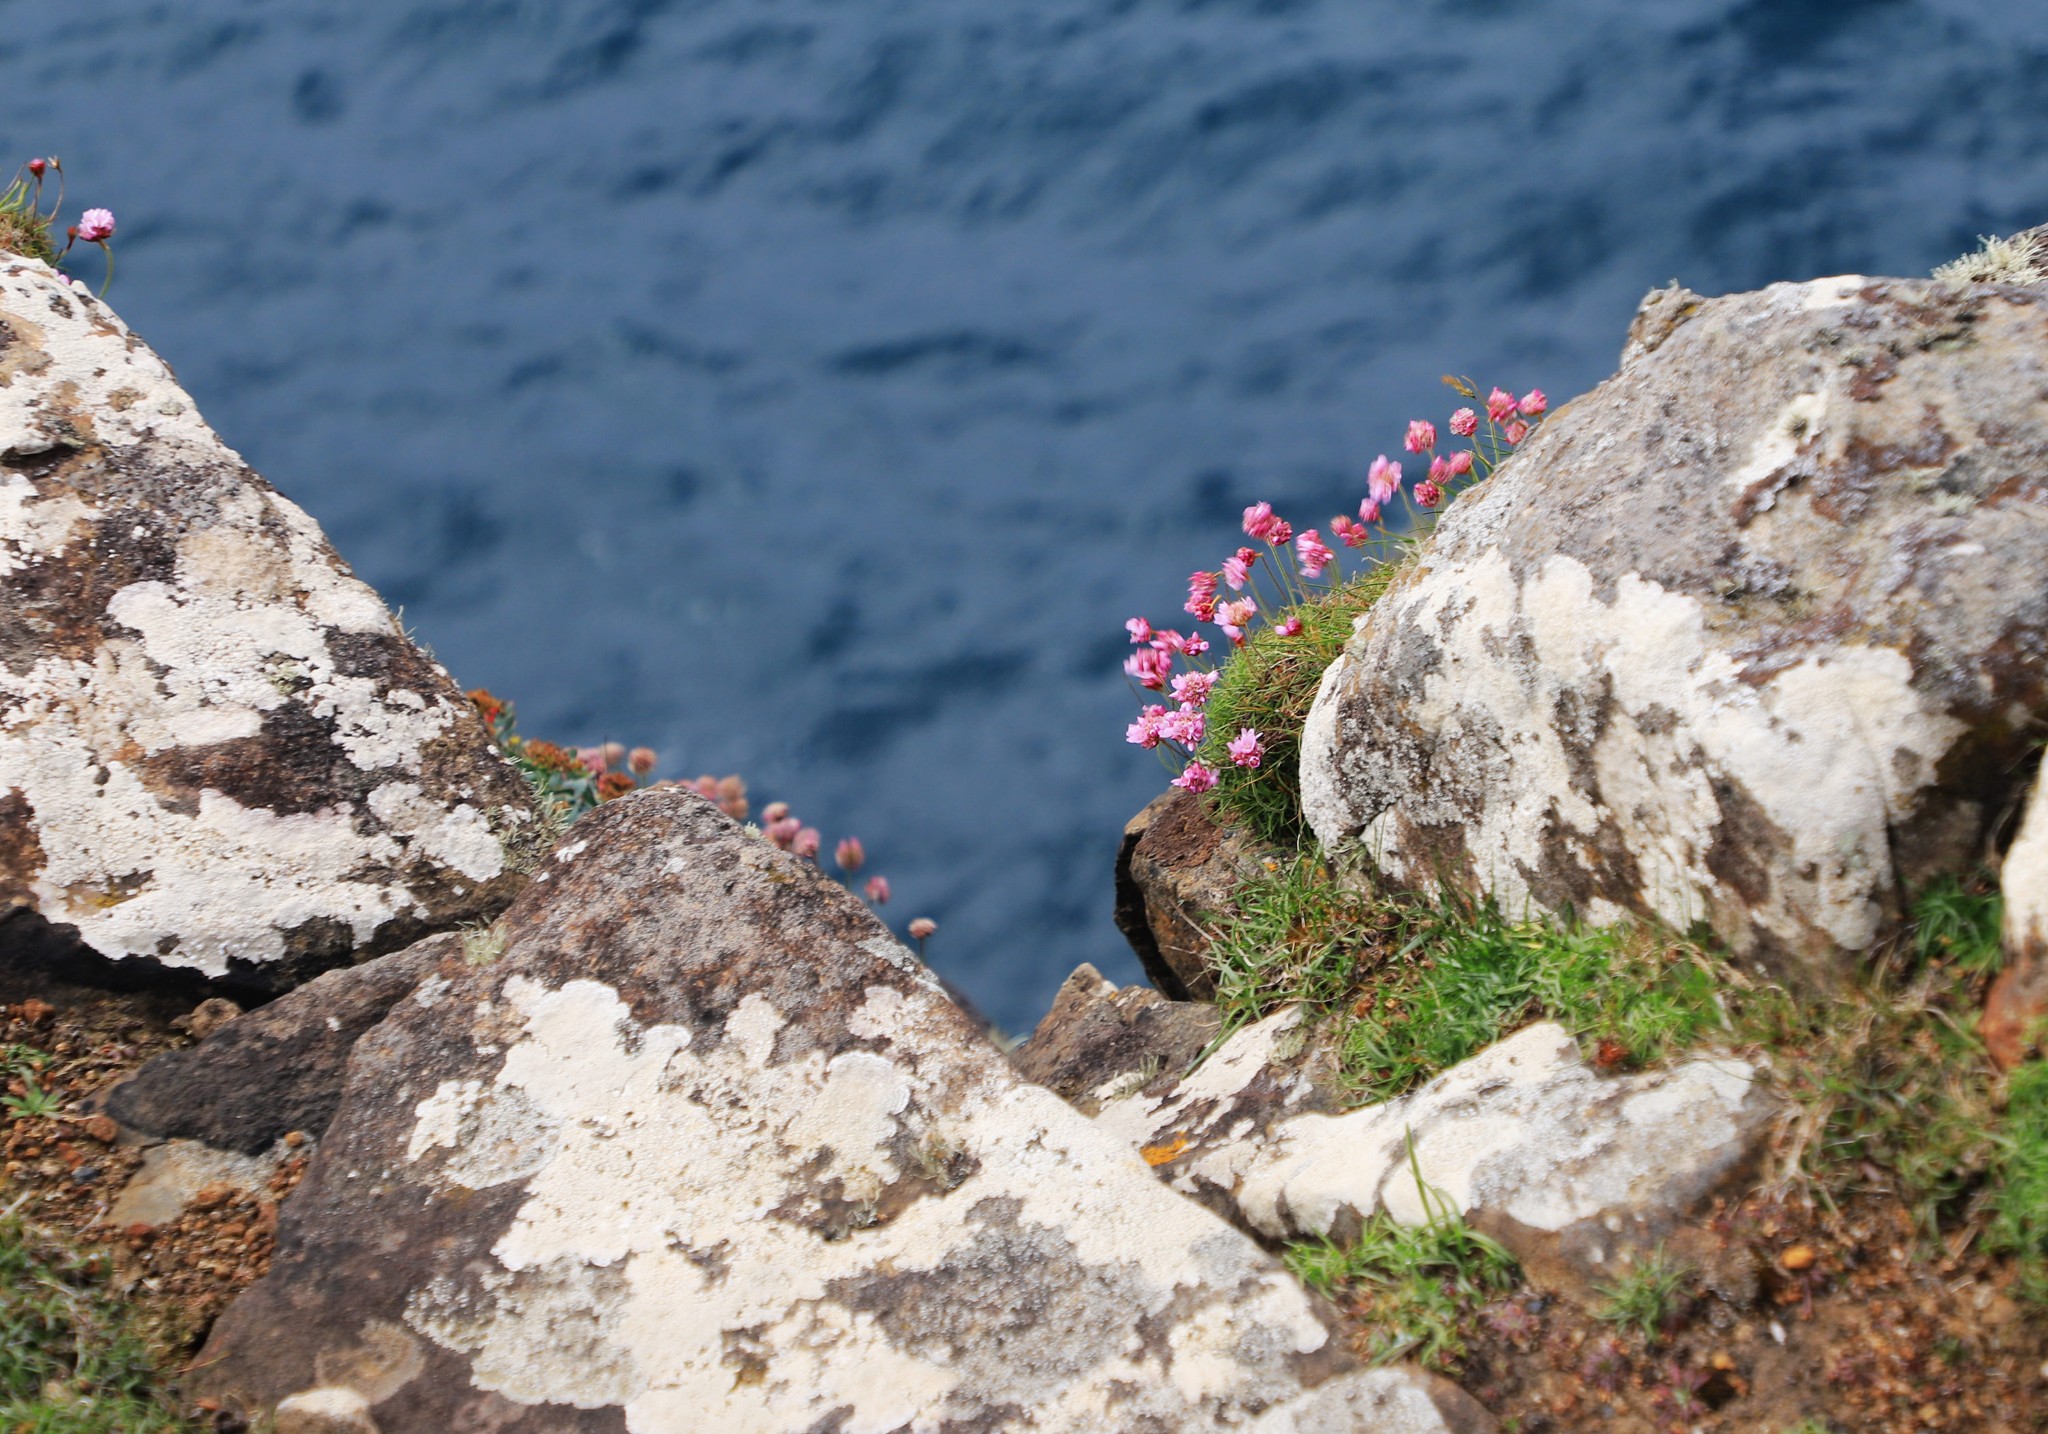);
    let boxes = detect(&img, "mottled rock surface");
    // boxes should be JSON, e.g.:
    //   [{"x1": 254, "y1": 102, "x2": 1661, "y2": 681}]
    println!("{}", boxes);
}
[
  {"x1": 0, "y1": 256, "x2": 538, "y2": 992},
  {"x1": 1115, "y1": 790, "x2": 1273, "y2": 1000},
  {"x1": 1096, "y1": 1016, "x2": 1774, "y2": 1299},
  {"x1": 1304, "y1": 276, "x2": 2048, "y2": 981},
  {"x1": 197, "y1": 791, "x2": 1489, "y2": 1433},
  {"x1": 1987, "y1": 776, "x2": 2048, "y2": 1069},
  {"x1": 1009, "y1": 962, "x2": 1222, "y2": 1115},
  {"x1": 105, "y1": 934, "x2": 461, "y2": 1153}
]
